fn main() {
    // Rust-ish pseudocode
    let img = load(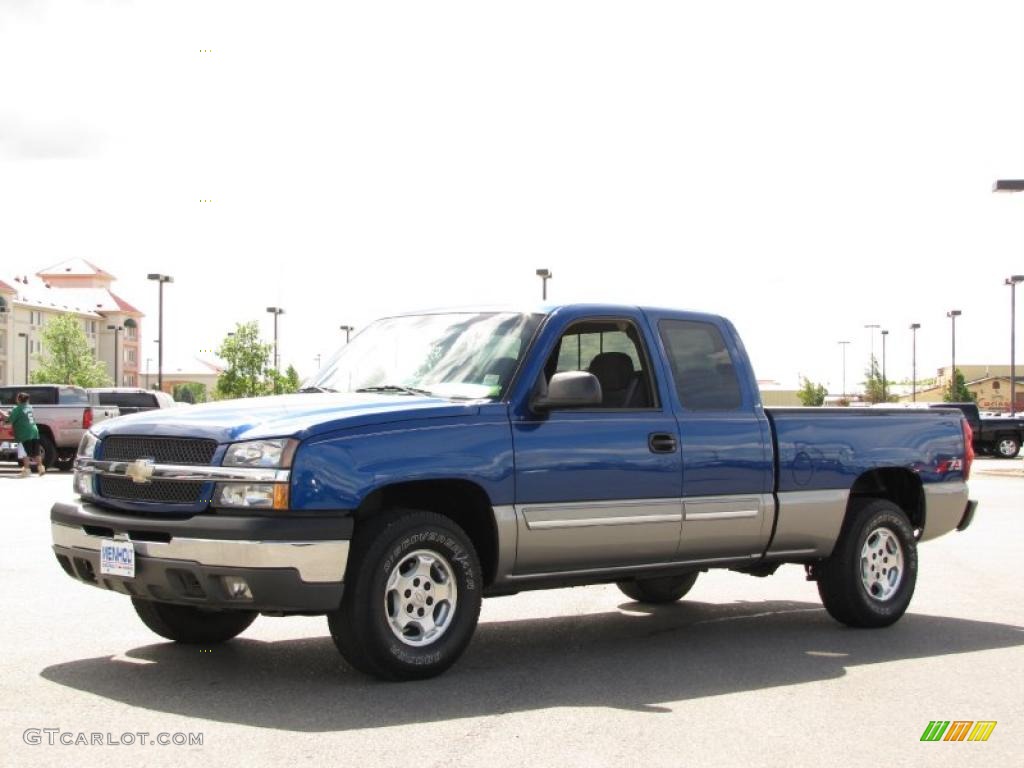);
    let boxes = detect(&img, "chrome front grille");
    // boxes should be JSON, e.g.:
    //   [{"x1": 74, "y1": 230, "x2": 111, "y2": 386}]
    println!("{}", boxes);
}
[
  {"x1": 101, "y1": 436, "x2": 217, "y2": 466},
  {"x1": 97, "y1": 436, "x2": 216, "y2": 506}
]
